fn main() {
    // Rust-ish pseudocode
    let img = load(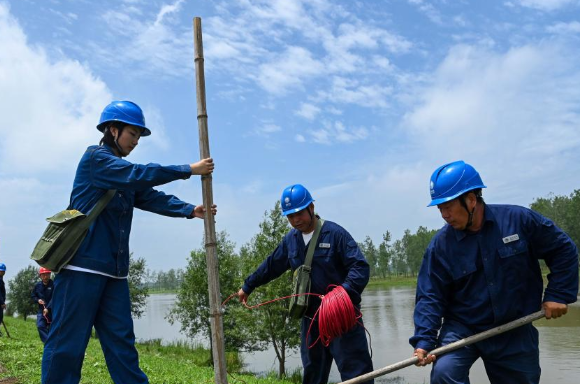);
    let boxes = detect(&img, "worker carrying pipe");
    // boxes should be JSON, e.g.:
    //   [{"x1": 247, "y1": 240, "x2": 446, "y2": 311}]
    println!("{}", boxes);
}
[{"x1": 409, "y1": 160, "x2": 579, "y2": 384}]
